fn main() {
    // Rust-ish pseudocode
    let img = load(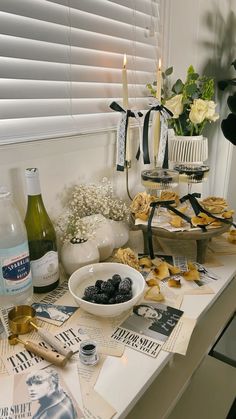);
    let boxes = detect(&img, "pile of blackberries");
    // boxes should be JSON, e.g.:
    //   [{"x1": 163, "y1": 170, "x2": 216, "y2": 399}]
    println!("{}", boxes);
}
[{"x1": 82, "y1": 274, "x2": 133, "y2": 305}]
